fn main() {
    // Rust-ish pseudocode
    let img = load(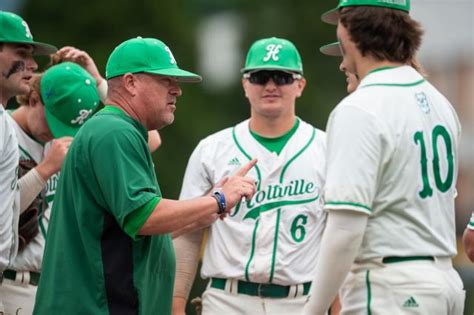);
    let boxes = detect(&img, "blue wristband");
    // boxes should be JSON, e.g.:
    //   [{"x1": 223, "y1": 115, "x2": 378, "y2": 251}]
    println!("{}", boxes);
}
[{"x1": 212, "y1": 190, "x2": 226, "y2": 215}]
